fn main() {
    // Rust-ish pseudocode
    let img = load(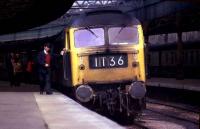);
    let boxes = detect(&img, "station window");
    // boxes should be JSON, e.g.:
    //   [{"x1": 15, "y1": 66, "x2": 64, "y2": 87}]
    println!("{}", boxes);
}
[
  {"x1": 165, "y1": 52, "x2": 169, "y2": 65},
  {"x1": 190, "y1": 51, "x2": 194, "y2": 65},
  {"x1": 161, "y1": 52, "x2": 166, "y2": 66},
  {"x1": 196, "y1": 50, "x2": 200, "y2": 64},
  {"x1": 171, "y1": 51, "x2": 175, "y2": 65},
  {"x1": 0, "y1": 55, "x2": 4, "y2": 69},
  {"x1": 184, "y1": 51, "x2": 189, "y2": 65},
  {"x1": 149, "y1": 52, "x2": 159, "y2": 66}
]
